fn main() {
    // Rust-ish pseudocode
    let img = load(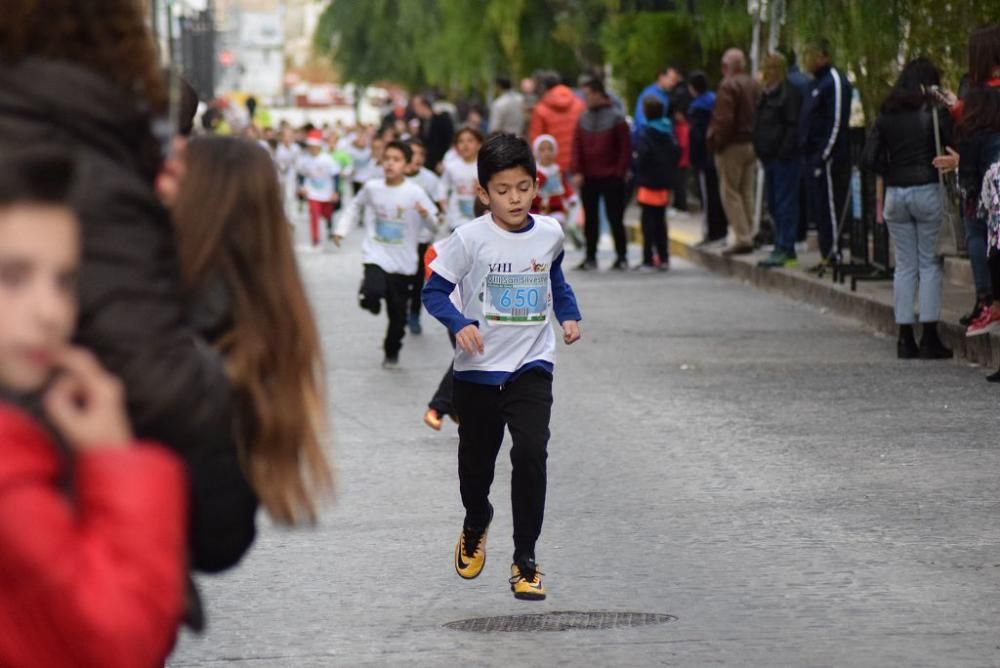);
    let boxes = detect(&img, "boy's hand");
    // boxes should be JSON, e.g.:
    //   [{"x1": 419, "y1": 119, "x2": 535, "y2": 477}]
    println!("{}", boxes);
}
[
  {"x1": 572, "y1": 174, "x2": 584, "y2": 190},
  {"x1": 331, "y1": 193, "x2": 341, "y2": 204},
  {"x1": 298, "y1": 187, "x2": 306, "y2": 197},
  {"x1": 562, "y1": 320, "x2": 581, "y2": 345},
  {"x1": 415, "y1": 201, "x2": 429, "y2": 218},
  {"x1": 332, "y1": 234, "x2": 343, "y2": 247},
  {"x1": 44, "y1": 347, "x2": 133, "y2": 452},
  {"x1": 456, "y1": 324, "x2": 485, "y2": 355}
]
